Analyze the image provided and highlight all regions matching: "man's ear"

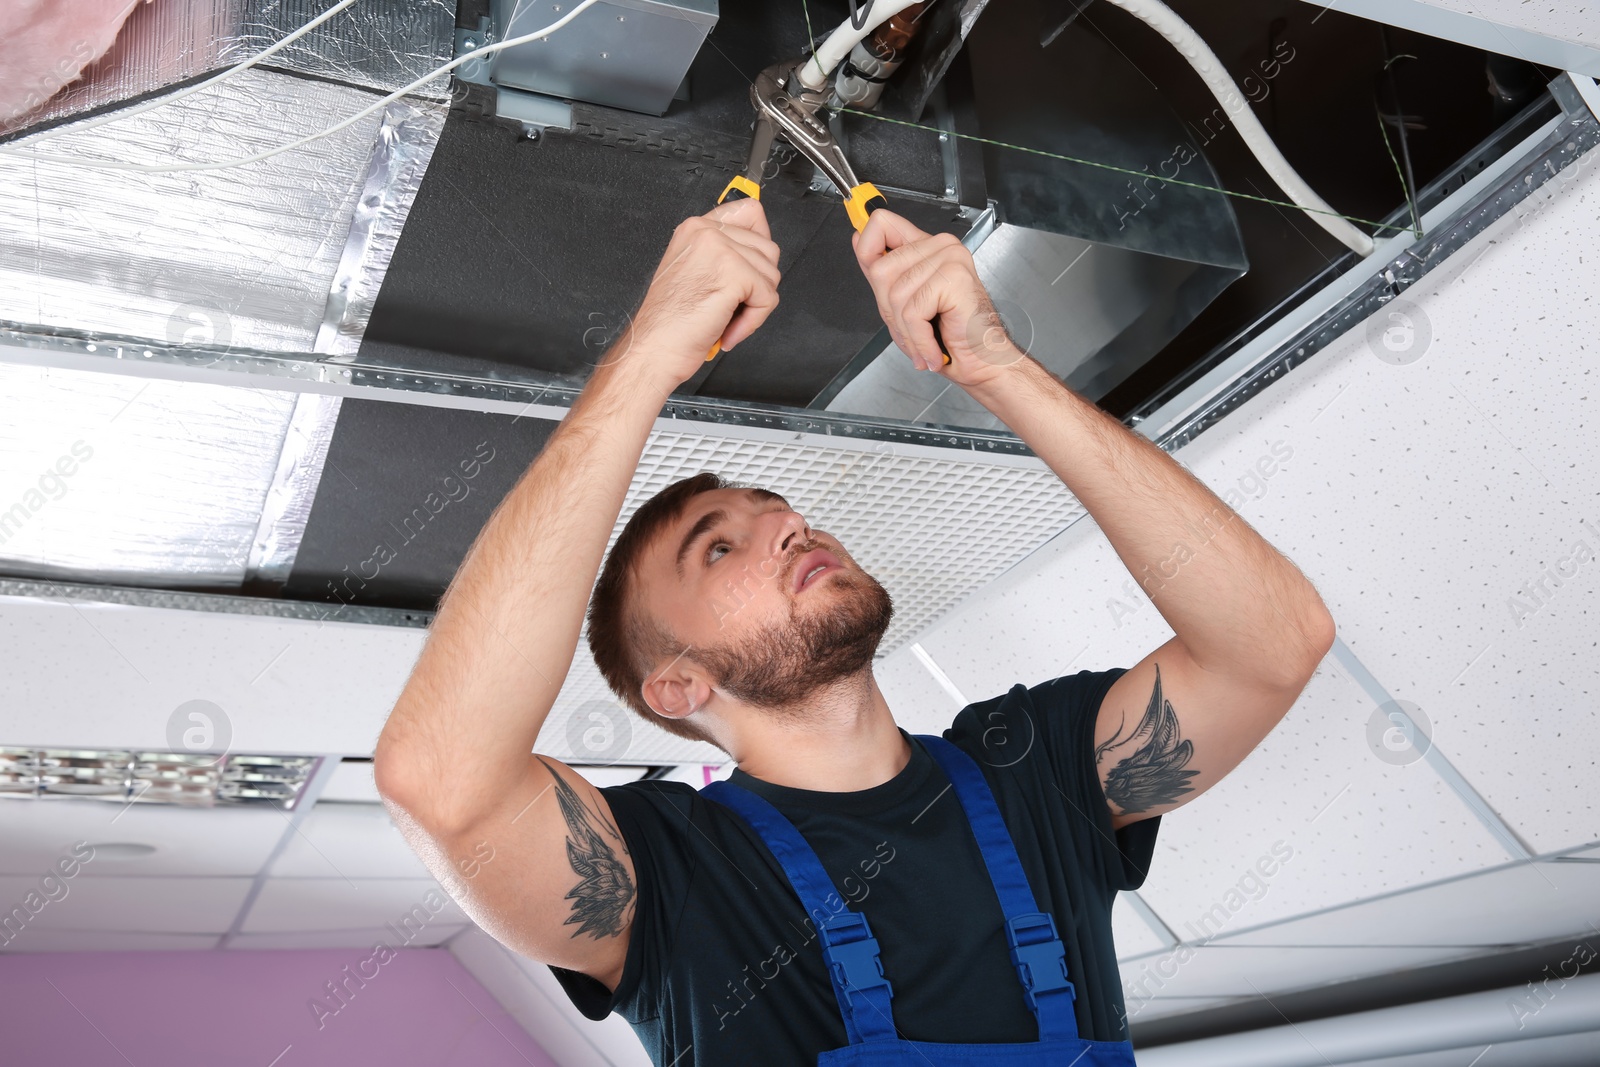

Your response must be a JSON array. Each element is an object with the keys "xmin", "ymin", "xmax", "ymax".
[{"xmin": 640, "ymin": 654, "xmax": 715, "ymax": 726}]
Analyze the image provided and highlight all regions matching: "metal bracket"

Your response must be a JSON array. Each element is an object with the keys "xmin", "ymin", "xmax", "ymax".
[{"xmin": 453, "ymin": 17, "xmax": 572, "ymax": 138}]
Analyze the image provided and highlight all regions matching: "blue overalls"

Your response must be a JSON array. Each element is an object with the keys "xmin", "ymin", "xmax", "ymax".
[{"xmin": 701, "ymin": 733, "xmax": 1140, "ymax": 1066}]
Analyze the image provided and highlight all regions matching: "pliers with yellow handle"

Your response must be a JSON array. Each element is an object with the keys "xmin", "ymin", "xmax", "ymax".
[{"xmin": 706, "ymin": 59, "xmax": 949, "ymax": 365}]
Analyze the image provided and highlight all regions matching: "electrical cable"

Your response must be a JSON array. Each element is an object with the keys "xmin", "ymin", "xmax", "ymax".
[{"xmin": 0, "ymin": 0, "xmax": 605, "ymax": 173}]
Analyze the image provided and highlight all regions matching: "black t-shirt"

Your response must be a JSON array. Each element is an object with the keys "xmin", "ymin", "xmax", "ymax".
[{"xmin": 551, "ymin": 667, "xmax": 1160, "ymax": 1066}]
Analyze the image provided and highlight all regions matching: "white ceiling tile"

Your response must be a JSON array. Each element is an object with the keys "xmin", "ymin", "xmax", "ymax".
[
  {"xmin": 0, "ymin": 796, "xmax": 286, "ymax": 878},
  {"xmin": 1162, "ymin": 145, "xmax": 1600, "ymax": 856},
  {"xmin": 270, "ymin": 802, "xmax": 431, "ymax": 880},
  {"xmin": 318, "ymin": 759, "xmax": 381, "ymax": 803},
  {"xmin": 0, "ymin": 593, "xmax": 428, "ymax": 754},
  {"xmin": 1132, "ymin": 664, "xmax": 1507, "ymax": 934},
  {"xmin": 1113, "ymin": 894, "xmax": 1170, "ymax": 959},
  {"xmin": 0, "ymin": 875, "xmax": 250, "ymax": 934},
  {"xmin": 568, "ymin": 766, "xmax": 651, "ymax": 789},
  {"xmin": 226, "ymin": 925, "xmax": 468, "ymax": 950},
  {"xmin": 912, "ymin": 515, "xmax": 1170, "ymax": 702},
  {"xmin": 241, "ymin": 877, "xmax": 467, "ymax": 933},
  {"xmin": 450, "ymin": 927, "xmax": 655, "ymax": 1067},
  {"xmin": 1219, "ymin": 855, "xmax": 1600, "ymax": 949},
  {"xmin": 874, "ymin": 644, "xmax": 969, "ymax": 736},
  {"xmin": 0, "ymin": 930, "xmax": 218, "ymax": 953}
]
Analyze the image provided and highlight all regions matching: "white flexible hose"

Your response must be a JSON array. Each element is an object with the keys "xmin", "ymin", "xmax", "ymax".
[
  {"xmin": 798, "ymin": 0, "xmax": 926, "ymax": 92},
  {"xmin": 1098, "ymin": 0, "xmax": 1375, "ymax": 256}
]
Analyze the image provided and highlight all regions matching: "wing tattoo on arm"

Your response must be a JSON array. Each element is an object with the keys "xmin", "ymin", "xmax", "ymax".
[
  {"xmin": 1093, "ymin": 664, "xmax": 1198, "ymax": 815},
  {"xmin": 539, "ymin": 757, "xmax": 636, "ymax": 939}
]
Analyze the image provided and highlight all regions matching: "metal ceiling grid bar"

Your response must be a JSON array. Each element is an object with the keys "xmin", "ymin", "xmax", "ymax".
[
  {"xmin": 1134, "ymin": 96, "xmax": 1597, "ymax": 449},
  {"xmin": 1294, "ymin": 0, "xmax": 1600, "ymax": 78},
  {"xmin": 1328, "ymin": 638, "xmax": 1536, "ymax": 863},
  {"xmin": 0, "ymin": 326, "xmax": 1034, "ymax": 455},
  {"xmin": 215, "ymin": 754, "xmax": 342, "ymax": 951},
  {"xmin": 1113, "ymin": 840, "xmax": 1600, "ymax": 968}
]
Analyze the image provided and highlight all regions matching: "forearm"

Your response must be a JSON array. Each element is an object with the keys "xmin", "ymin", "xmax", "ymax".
[
  {"xmin": 966, "ymin": 355, "xmax": 1334, "ymax": 684},
  {"xmin": 375, "ymin": 347, "xmax": 668, "ymax": 829}
]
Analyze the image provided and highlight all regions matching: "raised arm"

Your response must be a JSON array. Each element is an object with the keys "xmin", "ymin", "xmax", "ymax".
[
  {"xmin": 373, "ymin": 198, "xmax": 781, "ymax": 987},
  {"xmin": 852, "ymin": 209, "xmax": 1335, "ymax": 833}
]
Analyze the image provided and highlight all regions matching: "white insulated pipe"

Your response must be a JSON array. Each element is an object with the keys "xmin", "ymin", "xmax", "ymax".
[
  {"xmin": 1096, "ymin": 0, "xmax": 1376, "ymax": 256},
  {"xmin": 798, "ymin": 0, "xmax": 926, "ymax": 92}
]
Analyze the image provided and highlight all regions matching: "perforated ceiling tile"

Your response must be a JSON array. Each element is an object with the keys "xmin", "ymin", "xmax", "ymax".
[
  {"xmin": 1415, "ymin": 0, "xmax": 1598, "ymax": 45},
  {"xmin": 534, "ymin": 430, "xmax": 1086, "ymax": 766},
  {"xmin": 871, "ymin": 645, "xmax": 969, "ymax": 737},
  {"xmin": 1128, "ymin": 664, "xmax": 1506, "ymax": 935},
  {"xmin": 1158, "ymin": 142, "xmax": 1600, "ymax": 856},
  {"xmin": 1111, "ymin": 895, "xmax": 1170, "ymax": 960},
  {"xmin": 907, "ymin": 510, "xmax": 1183, "ymax": 703}
]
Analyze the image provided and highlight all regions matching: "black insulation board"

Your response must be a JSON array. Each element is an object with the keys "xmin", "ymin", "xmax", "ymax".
[
  {"xmin": 362, "ymin": 0, "xmax": 968, "ymax": 409},
  {"xmin": 283, "ymin": 399, "xmax": 556, "ymax": 610}
]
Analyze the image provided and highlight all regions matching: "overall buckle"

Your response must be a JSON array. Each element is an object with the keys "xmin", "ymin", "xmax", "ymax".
[
  {"xmin": 1006, "ymin": 912, "xmax": 1076, "ymax": 1012},
  {"xmin": 821, "ymin": 910, "xmax": 894, "ymax": 998}
]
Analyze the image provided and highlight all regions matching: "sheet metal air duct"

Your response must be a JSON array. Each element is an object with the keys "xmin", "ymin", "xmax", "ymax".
[{"xmin": 821, "ymin": 0, "xmax": 1247, "ymax": 429}]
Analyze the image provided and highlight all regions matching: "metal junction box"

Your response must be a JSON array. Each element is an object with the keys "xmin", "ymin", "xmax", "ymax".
[{"xmin": 488, "ymin": 0, "xmax": 718, "ymax": 116}]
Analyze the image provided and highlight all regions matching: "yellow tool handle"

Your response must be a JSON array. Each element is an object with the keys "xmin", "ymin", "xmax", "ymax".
[
  {"xmin": 847, "ymin": 182, "xmax": 951, "ymax": 367},
  {"xmin": 705, "ymin": 176, "xmax": 764, "ymax": 361}
]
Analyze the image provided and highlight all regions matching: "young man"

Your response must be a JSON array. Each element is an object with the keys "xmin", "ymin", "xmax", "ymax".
[{"xmin": 374, "ymin": 198, "xmax": 1336, "ymax": 1065}]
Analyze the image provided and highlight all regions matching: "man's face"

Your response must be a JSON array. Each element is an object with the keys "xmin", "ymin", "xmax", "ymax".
[{"xmin": 637, "ymin": 487, "xmax": 893, "ymax": 711}]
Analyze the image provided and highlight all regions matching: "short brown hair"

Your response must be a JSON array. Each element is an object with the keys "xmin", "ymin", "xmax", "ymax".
[{"xmin": 587, "ymin": 472, "xmax": 730, "ymax": 746}]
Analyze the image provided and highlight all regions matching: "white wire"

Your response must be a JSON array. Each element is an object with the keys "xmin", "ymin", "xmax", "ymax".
[
  {"xmin": 797, "ymin": 0, "xmax": 925, "ymax": 92},
  {"xmin": 1096, "ymin": 0, "xmax": 1375, "ymax": 256},
  {"xmin": 0, "ymin": 0, "xmax": 604, "ymax": 174},
  {"xmin": 9, "ymin": 0, "xmax": 361, "ymax": 150}
]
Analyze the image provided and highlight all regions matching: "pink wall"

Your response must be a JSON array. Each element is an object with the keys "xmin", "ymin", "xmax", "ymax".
[{"xmin": 0, "ymin": 948, "xmax": 558, "ymax": 1066}]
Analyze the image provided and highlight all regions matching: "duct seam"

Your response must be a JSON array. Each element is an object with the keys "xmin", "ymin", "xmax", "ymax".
[
  {"xmin": 315, "ymin": 98, "xmax": 449, "ymax": 358},
  {"xmin": 243, "ymin": 392, "xmax": 344, "ymax": 589}
]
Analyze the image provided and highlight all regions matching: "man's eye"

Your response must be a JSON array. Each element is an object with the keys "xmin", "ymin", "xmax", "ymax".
[{"xmin": 706, "ymin": 540, "xmax": 731, "ymax": 564}]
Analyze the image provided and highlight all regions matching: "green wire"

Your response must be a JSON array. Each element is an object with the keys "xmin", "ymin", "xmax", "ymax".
[
  {"xmin": 1377, "ymin": 53, "xmax": 1425, "ymax": 239},
  {"xmin": 793, "ymin": 0, "xmax": 1402, "ymax": 236},
  {"xmin": 839, "ymin": 107, "xmax": 1413, "ymax": 235}
]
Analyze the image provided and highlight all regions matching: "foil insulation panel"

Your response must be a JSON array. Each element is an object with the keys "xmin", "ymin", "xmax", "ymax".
[
  {"xmin": 0, "ymin": 68, "xmax": 445, "ymax": 355},
  {"xmin": 0, "ymin": 362, "xmax": 301, "ymax": 588},
  {"xmin": 0, "ymin": 0, "xmax": 454, "ymax": 138}
]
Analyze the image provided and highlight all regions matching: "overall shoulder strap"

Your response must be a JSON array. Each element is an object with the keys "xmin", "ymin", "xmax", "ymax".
[
  {"xmin": 699, "ymin": 780, "xmax": 898, "ymax": 1045},
  {"xmin": 915, "ymin": 734, "xmax": 1080, "ymax": 1041}
]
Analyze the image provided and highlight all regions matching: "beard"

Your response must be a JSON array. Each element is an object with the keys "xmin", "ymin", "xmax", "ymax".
[{"xmin": 689, "ymin": 557, "xmax": 894, "ymax": 712}]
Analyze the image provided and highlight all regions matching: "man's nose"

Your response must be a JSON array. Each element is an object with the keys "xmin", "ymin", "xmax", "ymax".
[{"xmin": 772, "ymin": 509, "xmax": 811, "ymax": 556}]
